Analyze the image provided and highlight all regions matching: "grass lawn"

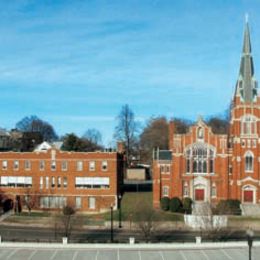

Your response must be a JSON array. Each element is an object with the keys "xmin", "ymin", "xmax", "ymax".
[
  {"xmin": 3, "ymin": 192, "xmax": 183, "ymax": 225},
  {"xmin": 228, "ymin": 215, "xmax": 260, "ymax": 222},
  {"xmin": 4, "ymin": 211, "xmax": 51, "ymax": 224},
  {"xmin": 92, "ymin": 192, "xmax": 183, "ymax": 222}
]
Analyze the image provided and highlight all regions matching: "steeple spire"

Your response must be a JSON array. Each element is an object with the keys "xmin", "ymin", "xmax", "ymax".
[
  {"xmin": 242, "ymin": 14, "xmax": 251, "ymax": 54},
  {"xmin": 235, "ymin": 16, "xmax": 258, "ymax": 103}
]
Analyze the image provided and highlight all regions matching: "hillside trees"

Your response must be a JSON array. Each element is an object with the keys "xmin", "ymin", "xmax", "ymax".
[
  {"xmin": 61, "ymin": 133, "xmax": 103, "ymax": 152},
  {"xmin": 15, "ymin": 115, "xmax": 58, "ymax": 141},
  {"xmin": 206, "ymin": 116, "xmax": 229, "ymax": 134},
  {"xmin": 139, "ymin": 117, "xmax": 169, "ymax": 164}
]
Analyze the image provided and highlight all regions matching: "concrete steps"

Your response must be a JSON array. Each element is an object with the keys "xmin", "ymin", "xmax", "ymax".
[{"xmin": 192, "ymin": 202, "xmax": 212, "ymax": 216}]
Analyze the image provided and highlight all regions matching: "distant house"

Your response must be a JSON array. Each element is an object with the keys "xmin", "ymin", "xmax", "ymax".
[
  {"xmin": 0, "ymin": 129, "xmax": 11, "ymax": 151},
  {"xmin": 126, "ymin": 165, "xmax": 150, "ymax": 181}
]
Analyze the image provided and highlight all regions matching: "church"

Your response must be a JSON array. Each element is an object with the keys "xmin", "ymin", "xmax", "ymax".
[{"xmin": 153, "ymin": 19, "xmax": 260, "ymax": 210}]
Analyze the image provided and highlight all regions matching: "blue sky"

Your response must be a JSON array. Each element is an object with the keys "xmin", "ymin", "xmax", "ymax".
[{"xmin": 0, "ymin": 0, "xmax": 260, "ymax": 145}]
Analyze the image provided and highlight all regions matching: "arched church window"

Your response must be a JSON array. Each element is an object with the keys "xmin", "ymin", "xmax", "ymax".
[
  {"xmin": 197, "ymin": 127, "xmax": 204, "ymax": 139},
  {"xmin": 193, "ymin": 160, "xmax": 197, "ymax": 173},
  {"xmin": 211, "ymin": 183, "xmax": 217, "ymax": 197},
  {"xmin": 186, "ymin": 159, "xmax": 190, "ymax": 173},
  {"xmin": 209, "ymin": 159, "xmax": 214, "ymax": 173},
  {"xmin": 185, "ymin": 143, "xmax": 215, "ymax": 174},
  {"xmin": 241, "ymin": 115, "xmax": 257, "ymax": 135},
  {"xmin": 245, "ymin": 151, "xmax": 254, "ymax": 172}
]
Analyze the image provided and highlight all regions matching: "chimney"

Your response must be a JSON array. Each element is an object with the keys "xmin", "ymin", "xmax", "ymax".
[{"xmin": 117, "ymin": 141, "xmax": 125, "ymax": 154}]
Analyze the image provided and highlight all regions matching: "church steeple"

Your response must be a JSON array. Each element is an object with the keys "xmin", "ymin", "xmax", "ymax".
[{"xmin": 235, "ymin": 16, "xmax": 258, "ymax": 103}]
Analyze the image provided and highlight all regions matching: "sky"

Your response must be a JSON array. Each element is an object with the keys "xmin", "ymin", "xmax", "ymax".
[{"xmin": 0, "ymin": 0, "xmax": 260, "ymax": 146}]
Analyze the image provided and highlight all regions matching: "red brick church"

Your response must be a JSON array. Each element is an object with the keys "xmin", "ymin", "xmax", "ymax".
[{"xmin": 153, "ymin": 20, "xmax": 260, "ymax": 209}]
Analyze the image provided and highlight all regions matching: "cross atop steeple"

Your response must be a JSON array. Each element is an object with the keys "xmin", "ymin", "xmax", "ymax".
[{"xmin": 235, "ymin": 17, "xmax": 258, "ymax": 103}]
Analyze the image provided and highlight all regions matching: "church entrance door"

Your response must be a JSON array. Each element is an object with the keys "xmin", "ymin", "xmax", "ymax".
[
  {"xmin": 244, "ymin": 190, "xmax": 253, "ymax": 203},
  {"xmin": 195, "ymin": 189, "xmax": 204, "ymax": 201}
]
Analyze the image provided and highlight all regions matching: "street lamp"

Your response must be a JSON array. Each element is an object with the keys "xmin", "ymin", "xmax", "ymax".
[
  {"xmin": 110, "ymin": 204, "xmax": 114, "ymax": 243},
  {"xmin": 246, "ymin": 228, "xmax": 254, "ymax": 260},
  {"xmin": 118, "ymin": 194, "xmax": 122, "ymax": 228}
]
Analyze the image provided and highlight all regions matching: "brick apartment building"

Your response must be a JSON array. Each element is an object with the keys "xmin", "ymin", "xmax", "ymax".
[
  {"xmin": 0, "ymin": 142, "xmax": 124, "ymax": 212},
  {"xmin": 153, "ymin": 20, "xmax": 260, "ymax": 208}
]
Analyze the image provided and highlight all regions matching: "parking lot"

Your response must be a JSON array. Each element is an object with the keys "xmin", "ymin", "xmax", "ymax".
[{"xmin": 0, "ymin": 244, "xmax": 259, "ymax": 260}]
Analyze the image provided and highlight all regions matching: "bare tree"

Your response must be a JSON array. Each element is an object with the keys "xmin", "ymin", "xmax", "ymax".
[
  {"xmin": 172, "ymin": 118, "xmax": 191, "ymax": 134},
  {"xmin": 195, "ymin": 203, "xmax": 230, "ymax": 241},
  {"xmin": 114, "ymin": 104, "xmax": 139, "ymax": 166},
  {"xmin": 83, "ymin": 128, "xmax": 102, "ymax": 145},
  {"xmin": 61, "ymin": 205, "xmax": 76, "ymax": 239},
  {"xmin": 16, "ymin": 115, "xmax": 58, "ymax": 141},
  {"xmin": 23, "ymin": 188, "xmax": 39, "ymax": 214},
  {"xmin": 132, "ymin": 200, "xmax": 157, "ymax": 242},
  {"xmin": 207, "ymin": 117, "xmax": 229, "ymax": 134}
]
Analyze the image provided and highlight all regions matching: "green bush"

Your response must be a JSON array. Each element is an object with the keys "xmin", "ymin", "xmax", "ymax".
[
  {"xmin": 160, "ymin": 197, "xmax": 170, "ymax": 211},
  {"xmin": 183, "ymin": 197, "xmax": 193, "ymax": 214},
  {"xmin": 169, "ymin": 197, "xmax": 182, "ymax": 212},
  {"xmin": 216, "ymin": 199, "xmax": 241, "ymax": 215}
]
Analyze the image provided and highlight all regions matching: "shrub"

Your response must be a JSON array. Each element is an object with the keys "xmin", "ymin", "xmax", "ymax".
[
  {"xmin": 215, "ymin": 199, "xmax": 241, "ymax": 215},
  {"xmin": 169, "ymin": 197, "xmax": 182, "ymax": 212},
  {"xmin": 183, "ymin": 197, "xmax": 193, "ymax": 214},
  {"xmin": 160, "ymin": 197, "xmax": 170, "ymax": 211}
]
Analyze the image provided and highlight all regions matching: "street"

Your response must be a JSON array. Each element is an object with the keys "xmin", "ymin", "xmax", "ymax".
[{"xmin": 0, "ymin": 225, "xmax": 259, "ymax": 243}]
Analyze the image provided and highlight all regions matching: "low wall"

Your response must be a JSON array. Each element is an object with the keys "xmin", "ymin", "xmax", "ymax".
[
  {"xmin": 184, "ymin": 215, "xmax": 228, "ymax": 230},
  {"xmin": 0, "ymin": 240, "xmax": 259, "ymax": 250}
]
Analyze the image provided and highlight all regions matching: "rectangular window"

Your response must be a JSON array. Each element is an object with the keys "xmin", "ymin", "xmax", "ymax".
[
  {"xmin": 209, "ymin": 159, "xmax": 214, "ymax": 173},
  {"xmin": 75, "ymin": 197, "xmax": 82, "ymax": 209},
  {"xmin": 245, "ymin": 155, "xmax": 253, "ymax": 172},
  {"xmin": 63, "ymin": 177, "xmax": 67, "ymax": 188},
  {"xmin": 13, "ymin": 160, "xmax": 19, "ymax": 170},
  {"xmin": 186, "ymin": 159, "xmax": 190, "ymax": 173},
  {"xmin": 89, "ymin": 197, "xmax": 96, "ymax": 209},
  {"xmin": 101, "ymin": 161, "xmax": 108, "ymax": 171},
  {"xmin": 57, "ymin": 177, "xmax": 61, "ymax": 188},
  {"xmin": 40, "ymin": 196, "xmax": 67, "ymax": 209},
  {"xmin": 229, "ymin": 165, "xmax": 232, "ymax": 174},
  {"xmin": 160, "ymin": 165, "xmax": 164, "ymax": 173},
  {"xmin": 89, "ymin": 161, "xmax": 95, "ymax": 171},
  {"xmin": 75, "ymin": 177, "xmax": 110, "ymax": 189},
  {"xmin": 51, "ymin": 177, "xmax": 55, "ymax": 188},
  {"xmin": 51, "ymin": 161, "xmax": 56, "ymax": 171},
  {"xmin": 45, "ymin": 177, "xmax": 49, "ymax": 189},
  {"xmin": 162, "ymin": 186, "xmax": 169, "ymax": 197},
  {"xmin": 183, "ymin": 186, "xmax": 189, "ymax": 197},
  {"xmin": 39, "ymin": 160, "xmax": 45, "ymax": 171},
  {"xmin": 77, "ymin": 161, "xmax": 83, "ymax": 171},
  {"xmin": 61, "ymin": 161, "xmax": 68, "ymax": 171},
  {"xmin": 2, "ymin": 160, "xmax": 7, "ymax": 170},
  {"xmin": 40, "ymin": 176, "xmax": 43, "ymax": 189},
  {"xmin": 40, "ymin": 197, "xmax": 49, "ymax": 208},
  {"xmin": 24, "ymin": 160, "xmax": 31, "ymax": 170},
  {"xmin": 211, "ymin": 186, "xmax": 217, "ymax": 197}
]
